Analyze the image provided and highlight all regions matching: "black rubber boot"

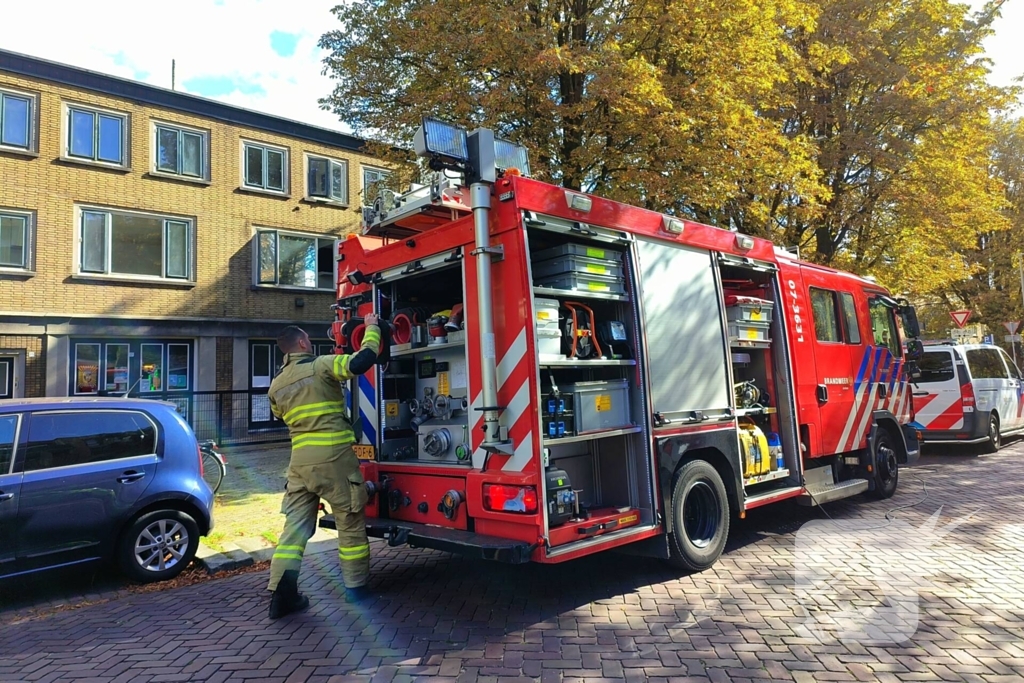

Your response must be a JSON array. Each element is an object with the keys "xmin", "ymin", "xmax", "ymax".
[
  {"xmin": 269, "ymin": 570, "xmax": 310, "ymax": 620},
  {"xmin": 345, "ymin": 585, "xmax": 370, "ymax": 604}
]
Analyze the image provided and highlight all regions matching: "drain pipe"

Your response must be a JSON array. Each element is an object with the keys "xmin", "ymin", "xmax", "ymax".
[{"xmin": 469, "ymin": 181, "xmax": 504, "ymax": 449}]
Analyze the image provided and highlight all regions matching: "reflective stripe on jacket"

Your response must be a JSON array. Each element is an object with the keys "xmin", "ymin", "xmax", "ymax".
[{"xmin": 269, "ymin": 325, "xmax": 380, "ymax": 465}]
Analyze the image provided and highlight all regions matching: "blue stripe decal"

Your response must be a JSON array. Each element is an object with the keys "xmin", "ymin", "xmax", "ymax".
[
  {"xmin": 871, "ymin": 347, "xmax": 885, "ymax": 385},
  {"xmin": 358, "ymin": 374, "xmax": 374, "ymax": 402},
  {"xmin": 359, "ymin": 408, "xmax": 377, "ymax": 444},
  {"xmin": 889, "ymin": 360, "xmax": 902, "ymax": 393},
  {"xmin": 854, "ymin": 347, "xmax": 872, "ymax": 391},
  {"xmin": 878, "ymin": 351, "xmax": 893, "ymax": 387}
]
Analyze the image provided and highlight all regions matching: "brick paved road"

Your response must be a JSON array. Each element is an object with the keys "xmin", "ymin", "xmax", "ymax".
[{"xmin": 2, "ymin": 445, "xmax": 1023, "ymax": 683}]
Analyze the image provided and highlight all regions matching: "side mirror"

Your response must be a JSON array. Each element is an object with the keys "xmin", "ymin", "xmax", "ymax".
[
  {"xmin": 899, "ymin": 303, "xmax": 921, "ymax": 339},
  {"xmin": 905, "ymin": 339, "xmax": 924, "ymax": 361}
]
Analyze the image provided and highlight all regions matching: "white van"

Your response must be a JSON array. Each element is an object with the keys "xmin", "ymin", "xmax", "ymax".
[{"xmin": 914, "ymin": 343, "xmax": 1024, "ymax": 451}]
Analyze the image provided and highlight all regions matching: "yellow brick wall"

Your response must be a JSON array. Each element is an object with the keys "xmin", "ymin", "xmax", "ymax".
[
  {"xmin": 0, "ymin": 71, "xmax": 389, "ymax": 325},
  {"xmin": 0, "ymin": 335, "xmax": 45, "ymax": 397}
]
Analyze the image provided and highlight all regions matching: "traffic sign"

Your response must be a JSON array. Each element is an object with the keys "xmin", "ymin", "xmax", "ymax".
[
  {"xmin": 1004, "ymin": 321, "xmax": 1020, "ymax": 335},
  {"xmin": 984, "ymin": 334, "xmax": 994, "ymax": 344},
  {"xmin": 950, "ymin": 310, "xmax": 972, "ymax": 328}
]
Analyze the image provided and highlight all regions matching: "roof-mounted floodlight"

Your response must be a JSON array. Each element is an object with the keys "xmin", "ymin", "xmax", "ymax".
[
  {"xmin": 413, "ymin": 118, "xmax": 469, "ymax": 168},
  {"xmin": 494, "ymin": 138, "xmax": 530, "ymax": 177}
]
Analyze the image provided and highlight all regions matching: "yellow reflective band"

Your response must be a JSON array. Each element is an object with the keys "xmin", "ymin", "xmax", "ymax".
[
  {"xmin": 293, "ymin": 431, "xmax": 356, "ymax": 449},
  {"xmin": 272, "ymin": 552, "xmax": 303, "ymax": 561},
  {"xmin": 275, "ymin": 545, "xmax": 304, "ymax": 553},
  {"xmin": 339, "ymin": 543, "xmax": 369, "ymax": 555},
  {"xmin": 284, "ymin": 406, "xmax": 343, "ymax": 425},
  {"xmin": 333, "ymin": 353, "xmax": 352, "ymax": 379},
  {"xmin": 362, "ymin": 329, "xmax": 381, "ymax": 344},
  {"xmin": 339, "ymin": 549, "xmax": 369, "ymax": 561},
  {"xmin": 283, "ymin": 400, "xmax": 345, "ymax": 423}
]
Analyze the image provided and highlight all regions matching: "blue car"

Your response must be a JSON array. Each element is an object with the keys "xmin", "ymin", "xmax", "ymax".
[{"xmin": 0, "ymin": 398, "xmax": 214, "ymax": 583}]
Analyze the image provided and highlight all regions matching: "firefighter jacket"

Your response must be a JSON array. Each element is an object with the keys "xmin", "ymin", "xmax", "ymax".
[{"xmin": 268, "ymin": 325, "xmax": 381, "ymax": 466}]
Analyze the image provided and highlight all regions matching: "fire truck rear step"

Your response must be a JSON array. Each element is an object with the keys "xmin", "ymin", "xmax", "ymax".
[
  {"xmin": 798, "ymin": 478, "xmax": 870, "ymax": 505},
  {"xmin": 319, "ymin": 515, "xmax": 533, "ymax": 564}
]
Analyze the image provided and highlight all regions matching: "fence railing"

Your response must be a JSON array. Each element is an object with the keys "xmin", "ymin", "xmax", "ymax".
[{"xmin": 137, "ymin": 390, "xmax": 290, "ymax": 446}]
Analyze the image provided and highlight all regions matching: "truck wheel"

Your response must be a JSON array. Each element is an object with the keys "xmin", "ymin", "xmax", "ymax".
[
  {"xmin": 667, "ymin": 460, "xmax": 730, "ymax": 572},
  {"xmin": 870, "ymin": 430, "xmax": 899, "ymax": 499},
  {"xmin": 982, "ymin": 413, "xmax": 1000, "ymax": 454}
]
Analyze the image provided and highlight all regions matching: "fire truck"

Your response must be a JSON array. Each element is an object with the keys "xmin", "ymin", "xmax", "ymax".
[{"xmin": 321, "ymin": 119, "xmax": 923, "ymax": 571}]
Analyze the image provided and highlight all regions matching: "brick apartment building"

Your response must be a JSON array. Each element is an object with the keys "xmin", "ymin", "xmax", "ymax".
[{"xmin": 0, "ymin": 49, "xmax": 390, "ymax": 440}]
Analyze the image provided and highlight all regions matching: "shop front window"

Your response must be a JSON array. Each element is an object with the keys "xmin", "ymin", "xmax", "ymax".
[
  {"xmin": 168, "ymin": 344, "xmax": 190, "ymax": 390},
  {"xmin": 74, "ymin": 343, "xmax": 101, "ymax": 394},
  {"xmin": 140, "ymin": 344, "xmax": 163, "ymax": 392},
  {"xmin": 105, "ymin": 344, "xmax": 130, "ymax": 394}
]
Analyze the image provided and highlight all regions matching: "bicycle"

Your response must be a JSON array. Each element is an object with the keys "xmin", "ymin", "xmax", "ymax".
[{"xmin": 199, "ymin": 440, "xmax": 227, "ymax": 494}]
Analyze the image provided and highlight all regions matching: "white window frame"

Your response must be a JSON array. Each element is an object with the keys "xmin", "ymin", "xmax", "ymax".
[
  {"xmin": 0, "ymin": 87, "xmax": 38, "ymax": 154},
  {"xmin": 151, "ymin": 120, "xmax": 209, "ymax": 181},
  {"xmin": 361, "ymin": 166, "xmax": 391, "ymax": 207},
  {"xmin": 62, "ymin": 102, "xmax": 130, "ymax": 168},
  {"xmin": 241, "ymin": 140, "xmax": 289, "ymax": 195},
  {"xmin": 75, "ymin": 205, "xmax": 194, "ymax": 282},
  {"xmin": 0, "ymin": 208, "xmax": 34, "ymax": 273},
  {"xmin": 252, "ymin": 227, "xmax": 337, "ymax": 291},
  {"xmin": 305, "ymin": 153, "xmax": 349, "ymax": 205}
]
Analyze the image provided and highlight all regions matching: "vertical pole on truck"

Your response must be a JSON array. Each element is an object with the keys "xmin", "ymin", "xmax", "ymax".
[{"xmin": 470, "ymin": 180, "xmax": 503, "ymax": 447}]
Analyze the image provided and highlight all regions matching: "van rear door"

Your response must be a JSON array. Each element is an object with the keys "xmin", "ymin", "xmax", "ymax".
[{"xmin": 913, "ymin": 349, "xmax": 965, "ymax": 432}]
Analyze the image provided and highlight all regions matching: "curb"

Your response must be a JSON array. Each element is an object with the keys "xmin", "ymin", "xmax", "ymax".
[{"xmin": 195, "ymin": 542, "xmax": 256, "ymax": 574}]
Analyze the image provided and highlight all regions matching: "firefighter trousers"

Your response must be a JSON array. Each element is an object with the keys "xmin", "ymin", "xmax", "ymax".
[{"xmin": 267, "ymin": 451, "xmax": 370, "ymax": 591}]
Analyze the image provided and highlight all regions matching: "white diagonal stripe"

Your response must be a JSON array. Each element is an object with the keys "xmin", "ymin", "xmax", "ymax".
[{"xmin": 502, "ymin": 431, "xmax": 535, "ymax": 472}]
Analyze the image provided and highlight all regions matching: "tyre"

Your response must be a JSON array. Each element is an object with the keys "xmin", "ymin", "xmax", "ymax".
[
  {"xmin": 201, "ymin": 450, "xmax": 226, "ymax": 494},
  {"xmin": 118, "ymin": 509, "xmax": 200, "ymax": 583},
  {"xmin": 667, "ymin": 460, "xmax": 730, "ymax": 572},
  {"xmin": 982, "ymin": 413, "xmax": 1000, "ymax": 454},
  {"xmin": 870, "ymin": 429, "xmax": 899, "ymax": 499}
]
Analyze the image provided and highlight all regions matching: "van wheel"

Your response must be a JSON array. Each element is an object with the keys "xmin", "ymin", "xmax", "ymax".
[
  {"xmin": 118, "ymin": 510, "xmax": 200, "ymax": 583},
  {"xmin": 667, "ymin": 460, "xmax": 729, "ymax": 572},
  {"xmin": 871, "ymin": 430, "xmax": 899, "ymax": 499},
  {"xmin": 982, "ymin": 413, "xmax": 1000, "ymax": 454}
]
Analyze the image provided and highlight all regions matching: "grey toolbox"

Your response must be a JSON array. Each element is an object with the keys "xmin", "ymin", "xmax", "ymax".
[{"xmin": 563, "ymin": 379, "xmax": 632, "ymax": 434}]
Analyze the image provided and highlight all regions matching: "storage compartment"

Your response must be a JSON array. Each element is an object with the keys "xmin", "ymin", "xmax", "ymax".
[
  {"xmin": 533, "ymin": 242, "xmax": 622, "ymax": 263},
  {"xmin": 725, "ymin": 295, "xmax": 774, "ymax": 324},
  {"xmin": 534, "ymin": 298, "xmax": 561, "ymax": 332},
  {"xmin": 564, "ymin": 380, "xmax": 631, "ymax": 434},
  {"xmin": 535, "ymin": 271, "xmax": 626, "ymax": 296},
  {"xmin": 537, "ymin": 328, "xmax": 563, "ymax": 360},
  {"xmin": 532, "ymin": 254, "xmax": 625, "ymax": 280},
  {"xmin": 728, "ymin": 320, "xmax": 770, "ymax": 344}
]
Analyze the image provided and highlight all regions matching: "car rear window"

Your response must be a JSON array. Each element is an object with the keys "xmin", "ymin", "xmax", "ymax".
[
  {"xmin": 917, "ymin": 352, "xmax": 955, "ymax": 383},
  {"xmin": 24, "ymin": 410, "xmax": 157, "ymax": 472}
]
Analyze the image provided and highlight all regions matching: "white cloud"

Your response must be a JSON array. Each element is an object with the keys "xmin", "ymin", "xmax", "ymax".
[
  {"xmin": 0, "ymin": 0, "xmax": 350, "ymax": 131},
  {"xmin": 1, "ymin": 0, "xmax": 1020, "ymax": 135}
]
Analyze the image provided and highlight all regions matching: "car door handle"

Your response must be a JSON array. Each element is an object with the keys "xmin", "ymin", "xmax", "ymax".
[
  {"xmin": 117, "ymin": 471, "xmax": 146, "ymax": 484},
  {"xmin": 0, "ymin": 492, "xmax": 13, "ymax": 502}
]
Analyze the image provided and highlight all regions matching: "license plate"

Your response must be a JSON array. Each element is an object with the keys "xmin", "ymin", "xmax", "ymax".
[{"xmin": 352, "ymin": 444, "xmax": 375, "ymax": 460}]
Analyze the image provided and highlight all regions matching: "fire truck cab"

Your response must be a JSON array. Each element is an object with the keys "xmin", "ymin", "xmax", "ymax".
[{"xmin": 322, "ymin": 120, "xmax": 922, "ymax": 571}]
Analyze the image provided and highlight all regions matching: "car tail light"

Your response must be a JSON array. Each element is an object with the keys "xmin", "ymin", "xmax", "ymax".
[
  {"xmin": 961, "ymin": 383, "xmax": 976, "ymax": 408},
  {"xmin": 482, "ymin": 484, "xmax": 538, "ymax": 514}
]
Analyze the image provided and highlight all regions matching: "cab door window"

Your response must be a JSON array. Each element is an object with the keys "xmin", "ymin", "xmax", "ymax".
[
  {"xmin": 868, "ymin": 298, "xmax": 900, "ymax": 355},
  {"xmin": 839, "ymin": 292, "xmax": 861, "ymax": 344},
  {"xmin": 810, "ymin": 288, "xmax": 841, "ymax": 342}
]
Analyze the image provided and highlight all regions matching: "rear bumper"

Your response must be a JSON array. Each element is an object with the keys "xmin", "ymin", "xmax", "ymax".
[{"xmin": 319, "ymin": 515, "xmax": 534, "ymax": 564}]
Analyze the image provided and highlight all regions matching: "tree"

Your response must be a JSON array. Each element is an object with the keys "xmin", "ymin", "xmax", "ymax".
[
  {"xmin": 318, "ymin": 0, "xmax": 820, "ymax": 218},
  {"xmin": 761, "ymin": 0, "xmax": 1012, "ymax": 298}
]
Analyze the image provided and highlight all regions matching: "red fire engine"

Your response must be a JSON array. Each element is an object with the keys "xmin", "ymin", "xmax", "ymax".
[{"xmin": 321, "ymin": 119, "xmax": 923, "ymax": 571}]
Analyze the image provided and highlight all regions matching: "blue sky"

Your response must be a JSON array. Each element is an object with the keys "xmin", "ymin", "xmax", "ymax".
[{"xmin": 0, "ymin": 0, "xmax": 1019, "ymax": 134}]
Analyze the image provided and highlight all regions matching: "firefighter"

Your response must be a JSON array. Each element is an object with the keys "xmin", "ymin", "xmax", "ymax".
[{"xmin": 266, "ymin": 318, "xmax": 380, "ymax": 619}]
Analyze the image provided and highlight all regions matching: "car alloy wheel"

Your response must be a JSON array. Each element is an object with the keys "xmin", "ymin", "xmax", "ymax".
[{"xmin": 135, "ymin": 518, "xmax": 190, "ymax": 573}]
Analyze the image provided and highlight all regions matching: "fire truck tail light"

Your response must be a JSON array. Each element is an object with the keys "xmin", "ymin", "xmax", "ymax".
[{"xmin": 482, "ymin": 484, "xmax": 538, "ymax": 514}]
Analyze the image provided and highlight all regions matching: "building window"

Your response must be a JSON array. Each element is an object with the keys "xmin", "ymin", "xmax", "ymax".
[
  {"xmin": 307, "ymin": 155, "xmax": 348, "ymax": 203},
  {"xmin": 74, "ymin": 343, "xmax": 101, "ymax": 394},
  {"xmin": 243, "ymin": 141, "xmax": 287, "ymax": 193},
  {"xmin": 105, "ymin": 344, "xmax": 130, "ymax": 394},
  {"xmin": 0, "ymin": 210, "xmax": 32, "ymax": 270},
  {"xmin": 0, "ymin": 89, "xmax": 35, "ymax": 152},
  {"xmin": 154, "ymin": 123, "xmax": 206, "ymax": 178},
  {"xmin": 78, "ymin": 207, "xmax": 191, "ymax": 280},
  {"xmin": 362, "ymin": 166, "xmax": 391, "ymax": 207},
  {"xmin": 254, "ymin": 229, "xmax": 336, "ymax": 289},
  {"xmin": 66, "ymin": 104, "xmax": 128, "ymax": 166}
]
